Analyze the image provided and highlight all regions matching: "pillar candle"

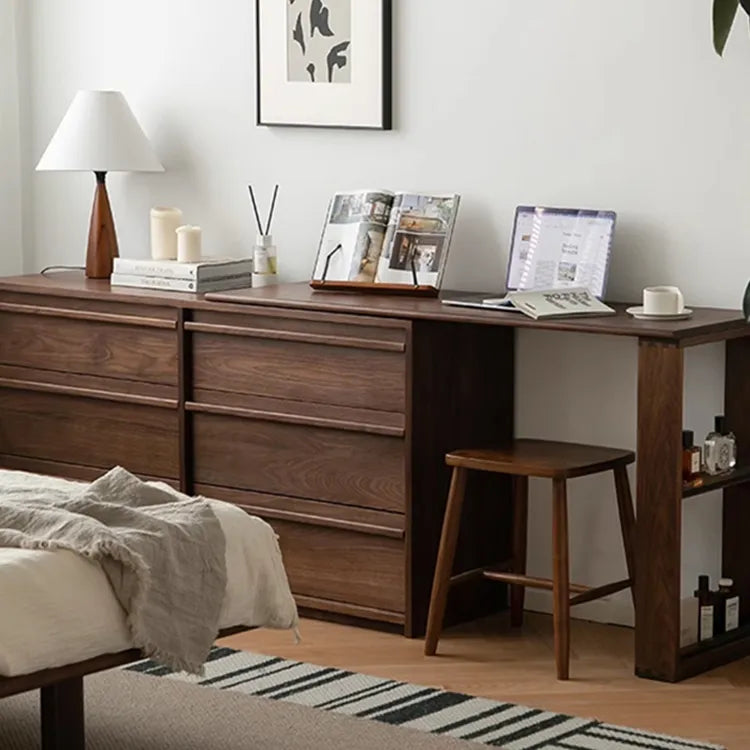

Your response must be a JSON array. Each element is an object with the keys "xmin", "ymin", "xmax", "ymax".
[
  {"xmin": 150, "ymin": 207, "xmax": 183, "ymax": 260},
  {"xmin": 176, "ymin": 225, "xmax": 202, "ymax": 263}
]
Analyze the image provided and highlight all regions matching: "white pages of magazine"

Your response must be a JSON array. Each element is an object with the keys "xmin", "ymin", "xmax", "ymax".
[{"xmin": 312, "ymin": 190, "xmax": 460, "ymax": 288}]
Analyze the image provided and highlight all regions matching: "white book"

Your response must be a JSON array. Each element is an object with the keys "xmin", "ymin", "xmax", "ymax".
[
  {"xmin": 113, "ymin": 257, "xmax": 253, "ymax": 281},
  {"xmin": 442, "ymin": 287, "xmax": 615, "ymax": 320},
  {"xmin": 110, "ymin": 273, "xmax": 252, "ymax": 294}
]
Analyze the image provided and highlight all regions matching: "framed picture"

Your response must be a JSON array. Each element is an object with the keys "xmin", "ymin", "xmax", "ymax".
[{"xmin": 256, "ymin": 0, "xmax": 392, "ymax": 130}]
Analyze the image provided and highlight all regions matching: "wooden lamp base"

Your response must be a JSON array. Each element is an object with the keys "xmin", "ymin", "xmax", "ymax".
[{"xmin": 86, "ymin": 171, "xmax": 119, "ymax": 279}]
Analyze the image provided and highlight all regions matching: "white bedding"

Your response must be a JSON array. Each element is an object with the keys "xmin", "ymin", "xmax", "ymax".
[{"xmin": 0, "ymin": 477, "xmax": 298, "ymax": 678}]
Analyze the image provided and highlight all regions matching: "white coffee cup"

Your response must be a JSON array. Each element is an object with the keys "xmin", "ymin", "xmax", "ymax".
[{"xmin": 643, "ymin": 286, "xmax": 684, "ymax": 315}]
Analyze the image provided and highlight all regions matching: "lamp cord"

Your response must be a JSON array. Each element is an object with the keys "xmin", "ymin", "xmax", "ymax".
[{"xmin": 40, "ymin": 265, "xmax": 86, "ymax": 276}]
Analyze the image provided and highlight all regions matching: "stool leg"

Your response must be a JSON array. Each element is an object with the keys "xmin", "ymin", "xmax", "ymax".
[
  {"xmin": 613, "ymin": 465, "xmax": 637, "ymax": 608},
  {"xmin": 510, "ymin": 476, "xmax": 529, "ymax": 627},
  {"xmin": 425, "ymin": 466, "xmax": 468, "ymax": 656},
  {"xmin": 552, "ymin": 478, "xmax": 570, "ymax": 680}
]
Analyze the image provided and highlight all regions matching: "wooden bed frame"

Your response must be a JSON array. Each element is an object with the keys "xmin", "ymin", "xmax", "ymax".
[{"xmin": 0, "ymin": 627, "xmax": 247, "ymax": 749}]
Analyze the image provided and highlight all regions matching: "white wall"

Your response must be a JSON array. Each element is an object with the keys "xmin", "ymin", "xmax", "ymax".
[
  {"xmin": 0, "ymin": 0, "xmax": 24, "ymax": 276},
  {"xmin": 23, "ymin": 1, "xmax": 750, "ymax": 624}
]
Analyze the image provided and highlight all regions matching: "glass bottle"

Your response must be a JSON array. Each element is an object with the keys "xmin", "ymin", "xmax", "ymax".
[
  {"xmin": 694, "ymin": 575, "xmax": 714, "ymax": 642},
  {"xmin": 682, "ymin": 430, "xmax": 701, "ymax": 481},
  {"xmin": 703, "ymin": 416, "xmax": 736, "ymax": 475},
  {"xmin": 718, "ymin": 578, "xmax": 740, "ymax": 633}
]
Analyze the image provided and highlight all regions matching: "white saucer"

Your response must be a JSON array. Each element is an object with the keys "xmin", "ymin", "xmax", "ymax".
[{"xmin": 626, "ymin": 306, "xmax": 693, "ymax": 321}]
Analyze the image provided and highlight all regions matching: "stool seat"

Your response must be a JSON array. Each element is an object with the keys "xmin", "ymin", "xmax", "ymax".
[{"xmin": 447, "ymin": 440, "xmax": 635, "ymax": 479}]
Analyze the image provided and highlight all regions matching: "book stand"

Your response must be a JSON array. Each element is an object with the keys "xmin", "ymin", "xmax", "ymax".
[{"xmin": 310, "ymin": 244, "xmax": 439, "ymax": 297}]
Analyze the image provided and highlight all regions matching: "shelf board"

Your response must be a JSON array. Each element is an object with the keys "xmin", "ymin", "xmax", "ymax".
[
  {"xmin": 682, "ymin": 465, "xmax": 750, "ymax": 498},
  {"xmin": 678, "ymin": 623, "xmax": 750, "ymax": 680}
]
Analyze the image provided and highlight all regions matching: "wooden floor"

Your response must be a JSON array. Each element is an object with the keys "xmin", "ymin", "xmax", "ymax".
[{"xmin": 223, "ymin": 611, "xmax": 750, "ymax": 748}]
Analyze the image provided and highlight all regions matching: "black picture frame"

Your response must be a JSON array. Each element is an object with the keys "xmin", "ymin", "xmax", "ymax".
[{"xmin": 256, "ymin": 0, "xmax": 392, "ymax": 130}]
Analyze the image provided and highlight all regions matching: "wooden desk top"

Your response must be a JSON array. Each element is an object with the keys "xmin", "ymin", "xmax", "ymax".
[{"xmin": 0, "ymin": 272, "xmax": 746, "ymax": 345}]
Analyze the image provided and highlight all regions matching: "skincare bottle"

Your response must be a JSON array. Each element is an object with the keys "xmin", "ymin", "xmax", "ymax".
[
  {"xmin": 703, "ymin": 416, "xmax": 736, "ymax": 475},
  {"xmin": 718, "ymin": 578, "xmax": 740, "ymax": 633},
  {"xmin": 682, "ymin": 430, "xmax": 701, "ymax": 482},
  {"xmin": 695, "ymin": 575, "xmax": 714, "ymax": 642}
]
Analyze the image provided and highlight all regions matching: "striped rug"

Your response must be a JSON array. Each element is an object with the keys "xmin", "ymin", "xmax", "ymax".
[{"xmin": 126, "ymin": 647, "xmax": 724, "ymax": 750}]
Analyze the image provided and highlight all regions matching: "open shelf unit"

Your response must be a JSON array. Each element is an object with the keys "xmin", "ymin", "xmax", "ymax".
[{"xmin": 682, "ymin": 465, "xmax": 750, "ymax": 498}]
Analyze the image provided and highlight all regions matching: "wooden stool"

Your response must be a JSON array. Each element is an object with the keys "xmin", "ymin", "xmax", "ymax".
[{"xmin": 424, "ymin": 440, "xmax": 636, "ymax": 680}]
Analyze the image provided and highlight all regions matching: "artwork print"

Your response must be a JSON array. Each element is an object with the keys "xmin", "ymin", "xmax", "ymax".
[{"xmin": 287, "ymin": 0, "xmax": 352, "ymax": 84}]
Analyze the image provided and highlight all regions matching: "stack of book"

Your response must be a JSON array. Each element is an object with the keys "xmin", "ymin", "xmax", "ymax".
[{"xmin": 111, "ymin": 258, "xmax": 253, "ymax": 293}]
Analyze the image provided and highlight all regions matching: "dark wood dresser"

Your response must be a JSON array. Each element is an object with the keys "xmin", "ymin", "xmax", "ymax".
[{"xmin": 0, "ymin": 272, "xmax": 513, "ymax": 636}]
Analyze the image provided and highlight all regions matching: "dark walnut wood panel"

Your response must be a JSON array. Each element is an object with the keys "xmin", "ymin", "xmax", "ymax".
[
  {"xmin": 206, "ymin": 283, "xmax": 750, "ymax": 345},
  {"xmin": 634, "ymin": 340, "xmax": 684, "ymax": 682},
  {"xmin": 0, "ymin": 364, "xmax": 177, "ymax": 403},
  {"xmin": 191, "ymin": 332, "xmax": 406, "ymax": 412},
  {"xmin": 194, "ymin": 484, "xmax": 405, "ymax": 539},
  {"xmin": 0, "ymin": 455, "xmax": 181, "ymax": 489},
  {"xmin": 0, "ymin": 290, "xmax": 178, "ymax": 323},
  {"xmin": 724, "ymin": 337, "xmax": 750, "ymax": 626},
  {"xmin": 191, "ymin": 390, "xmax": 405, "ymax": 436},
  {"xmin": 192, "ymin": 413, "xmax": 405, "ymax": 513},
  {"xmin": 190, "ymin": 308, "xmax": 407, "ymax": 347},
  {"xmin": 0, "ymin": 390, "xmax": 179, "ymax": 479},
  {"xmin": 0, "ymin": 310, "xmax": 178, "ymax": 385},
  {"xmin": 256, "ymin": 516, "xmax": 405, "ymax": 615}
]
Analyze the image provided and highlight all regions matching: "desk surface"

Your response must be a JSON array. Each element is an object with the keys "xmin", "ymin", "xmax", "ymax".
[
  {"xmin": 0, "ymin": 273, "xmax": 746, "ymax": 345},
  {"xmin": 208, "ymin": 283, "xmax": 748, "ymax": 345}
]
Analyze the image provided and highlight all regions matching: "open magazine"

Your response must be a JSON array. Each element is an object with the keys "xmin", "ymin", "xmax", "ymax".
[
  {"xmin": 442, "ymin": 287, "xmax": 616, "ymax": 320},
  {"xmin": 312, "ymin": 190, "xmax": 460, "ymax": 288}
]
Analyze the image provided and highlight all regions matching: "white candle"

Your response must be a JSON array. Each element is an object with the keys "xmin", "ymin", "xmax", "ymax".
[
  {"xmin": 176, "ymin": 225, "xmax": 202, "ymax": 263},
  {"xmin": 150, "ymin": 207, "xmax": 183, "ymax": 260}
]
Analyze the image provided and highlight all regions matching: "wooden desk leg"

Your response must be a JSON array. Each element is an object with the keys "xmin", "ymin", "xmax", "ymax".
[
  {"xmin": 635, "ymin": 339, "xmax": 683, "ymax": 682},
  {"xmin": 552, "ymin": 478, "xmax": 570, "ymax": 680},
  {"xmin": 510, "ymin": 476, "xmax": 529, "ymax": 627},
  {"xmin": 41, "ymin": 676, "xmax": 85, "ymax": 750}
]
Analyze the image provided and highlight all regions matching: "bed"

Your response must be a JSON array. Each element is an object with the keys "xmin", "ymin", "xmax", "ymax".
[{"xmin": 0, "ymin": 471, "xmax": 299, "ymax": 749}]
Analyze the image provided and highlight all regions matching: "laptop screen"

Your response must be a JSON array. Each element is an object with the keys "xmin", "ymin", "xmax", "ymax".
[{"xmin": 505, "ymin": 206, "xmax": 616, "ymax": 298}]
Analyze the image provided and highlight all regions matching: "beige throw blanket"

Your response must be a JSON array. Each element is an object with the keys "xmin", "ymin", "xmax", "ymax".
[{"xmin": 0, "ymin": 466, "xmax": 227, "ymax": 674}]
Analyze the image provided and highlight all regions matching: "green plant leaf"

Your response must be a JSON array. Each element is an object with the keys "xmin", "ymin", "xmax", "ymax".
[{"xmin": 714, "ymin": 0, "xmax": 740, "ymax": 55}]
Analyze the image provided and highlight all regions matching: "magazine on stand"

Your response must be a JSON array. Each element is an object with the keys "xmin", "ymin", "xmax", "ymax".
[{"xmin": 311, "ymin": 190, "xmax": 460, "ymax": 289}]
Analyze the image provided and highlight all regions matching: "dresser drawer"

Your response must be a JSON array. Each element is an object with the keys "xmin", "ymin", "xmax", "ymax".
[
  {"xmin": 188, "ymin": 310, "xmax": 407, "ymax": 412},
  {"xmin": 192, "ymin": 412, "xmax": 405, "ymax": 512},
  {"xmin": 0, "ymin": 389, "xmax": 179, "ymax": 479},
  {"xmin": 0, "ymin": 307, "xmax": 178, "ymax": 385}
]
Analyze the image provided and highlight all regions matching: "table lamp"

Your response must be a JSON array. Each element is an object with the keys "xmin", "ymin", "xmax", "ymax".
[{"xmin": 36, "ymin": 90, "xmax": 164, "ymax": 279}]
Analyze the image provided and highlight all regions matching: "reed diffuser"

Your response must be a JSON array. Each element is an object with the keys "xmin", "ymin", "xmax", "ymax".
[{"xmin": 248, "ymin": 184, "xmax": 279, "ymax": 287}]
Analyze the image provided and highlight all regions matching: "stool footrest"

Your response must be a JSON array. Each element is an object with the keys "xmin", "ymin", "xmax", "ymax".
[
  {"xmin": 569, "ymin": 579, "xmax": 631, "ymax": 606},
  {"xmin": 481, "ymin": 570, "xmax": 588, "ymax": 594},
  {"xmin": 448, "ymin": 562, "xmax": 511, "ymax": 588}
]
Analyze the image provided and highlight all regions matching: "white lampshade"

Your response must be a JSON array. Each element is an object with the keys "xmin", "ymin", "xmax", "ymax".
[{"xmin": 36, "ymin": 90, "xmax": 164, "ymax": 173}]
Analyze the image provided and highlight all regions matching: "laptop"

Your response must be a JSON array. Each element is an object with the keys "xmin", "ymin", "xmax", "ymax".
[{"xmin": 441, "ymin": 206, "xmax": 616, "ymax": 310}]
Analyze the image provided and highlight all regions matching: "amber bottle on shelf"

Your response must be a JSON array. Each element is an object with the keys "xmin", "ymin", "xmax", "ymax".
[
  {"xmin": 682, "ymin": 430, "xmax": 702, "ymax": 482},
  {"xmin": 695, "ymin": 575, "xmax": 714, "ymax": 642}
]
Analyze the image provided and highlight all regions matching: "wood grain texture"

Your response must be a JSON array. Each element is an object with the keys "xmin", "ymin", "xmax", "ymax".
[
  {"xmin": 447, "ymin": 441, "xmax": 634, "ymax": 479},
  {"xmin": 191, "ymin": 390, "xmax": 405, "ymax": 436},
  {"xmin": 205, "ymin": 282, "xmax": 750, "ymax": 344},
  {"xmin": 0, "ymin": 390, "xmax": 179, "ymax": 479},
  {"xmin": 255, "ymin": 516, "xmax": 405, "ymax": 613},
  {"xmin": 635, "ymin": 340, "xmax": 683, "ymax": 682},
  {"xmin": 0, "ymin": 311, "xmax": 178, "ymax": 384},
  {"xmin": 724, "ymin": 336, "xmax": 750, "ymax": 625},
  {"xmin": 193, "ymin": 484, "xmax": 404, "ymax": 539},
  {"xmin": 227, "ymin": 614, "xmax": 750, "ymax": 749},
  {"xmin": 0, "ymin": 301, "xmax": 176, "ymax": 329},
  {"xmin": 192, "ymin": 413, "xmax": 405, "ymax": 512},
  {"xmin": 407, "ymin": 320, "xmax": 515, "ymax": 637},
  {"xmin": 192, "ymin": 332, "xmax": 406, "ymax": 412},
  {"xmin": 86, "ymin": 175, "xmax": 118, "ymax": 279}
]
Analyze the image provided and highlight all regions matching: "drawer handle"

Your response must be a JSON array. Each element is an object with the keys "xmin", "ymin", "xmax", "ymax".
[
  {"xmin": 185, "ymin": 401, "xmax": 404, "ymax": 437},
  {"xmin": 0, "ymin": 302, "xmax": 177, "ymax": 330},
  {"xmin": 185, "ymin": 321, "xmax": 405, "ymax": 352},
  {"xmin": 0, "ymin": 377, "xmax": 178, "ymax": 409},
  {"xmin": 236, "ymin": 503, "xmax": 405, "ymax": 539}
]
